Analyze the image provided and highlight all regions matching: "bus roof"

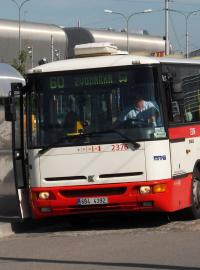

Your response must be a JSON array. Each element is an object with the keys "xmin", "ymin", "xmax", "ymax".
[
  {"xmin": 28, "ymin": 55, "xmax": 200, "ymax": 75},
  {"xmin": 28, "ymin": 55, "xmax": 160, "ymax": 74},
  {"xmin": 155, "ymin": 57, "xmax": 200, "ymax": 65}
]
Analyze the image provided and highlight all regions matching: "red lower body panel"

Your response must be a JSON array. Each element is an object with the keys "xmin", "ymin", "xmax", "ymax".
[{"xmin": 30, "ymin": 176, "xmax": 192, "ymax": 219}]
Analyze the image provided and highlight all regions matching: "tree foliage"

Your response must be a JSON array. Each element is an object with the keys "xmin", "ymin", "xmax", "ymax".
[{"xmin": 12, "ymin": 50, "xmax": 28, "ymax": 77}]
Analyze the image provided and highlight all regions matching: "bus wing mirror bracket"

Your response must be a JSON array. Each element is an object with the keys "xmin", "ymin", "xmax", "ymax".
[
  {"xmin": 11, "ymin": 82, "xmax": 23, "ymax": 93},
  {"xmin": 4, "ymin": 96, "xmax": 15, "ymax": 121},
  {"xmin": 4, "ymin": 83, "xmax": 23, "ymax": 122}
]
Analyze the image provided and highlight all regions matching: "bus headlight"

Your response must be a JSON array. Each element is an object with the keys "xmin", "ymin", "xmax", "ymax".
[
  {"xmin": 38, "ymin": 192, "xmax": 50, "ymax": 200},
  {"xmin": 140, "ymin": 186, "xmax": 151, "ymax": 194}
]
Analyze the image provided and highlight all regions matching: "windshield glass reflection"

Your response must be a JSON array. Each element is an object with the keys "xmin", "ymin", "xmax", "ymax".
[{"xmin": 28, "ymin": 67, "xmax": 166, "ymax": 148}]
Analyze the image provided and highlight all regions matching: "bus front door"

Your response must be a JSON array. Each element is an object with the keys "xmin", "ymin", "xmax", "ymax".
[{"xmin": 11, "ymin": 83, "xmax": 30, "ymax": 219}]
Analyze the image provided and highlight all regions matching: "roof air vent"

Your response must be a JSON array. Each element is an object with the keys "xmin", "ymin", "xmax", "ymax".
[{"xmin": 74, "ymin": 42, "xmax": 127, "ymax": 57}]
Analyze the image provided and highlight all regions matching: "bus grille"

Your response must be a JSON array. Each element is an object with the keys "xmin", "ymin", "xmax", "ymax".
[{"xmin": 60, "ymin": 187, "xmax": 127, "ymax": 198}]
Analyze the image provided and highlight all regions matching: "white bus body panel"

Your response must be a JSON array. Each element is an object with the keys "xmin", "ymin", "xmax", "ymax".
[
  {"xmin": 145, "ymin": 140, "xmax": 171, "ymax": 180},
  {"xmin": 170, "ymin": 141, "xmax": 188, "ymax": 178},
  {"xmin": 33, "ymin": 143, "xmax": 146, "ymax": 187},
  {"xmin": 185, "ymin": 137, "xmax": 200, "ymax": 172},
  {"xmin": 170, "ymin": 137, "xmax": 200, "ymax": 178},
  {"xmin": 29, "ymin": 140, "xmax": 171, "ymax": 188}
]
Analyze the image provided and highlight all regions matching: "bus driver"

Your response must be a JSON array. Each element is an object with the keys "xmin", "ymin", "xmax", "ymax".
[{"xmin": 119, "ymin": 96, "xmax": 159, "ymax": 127}]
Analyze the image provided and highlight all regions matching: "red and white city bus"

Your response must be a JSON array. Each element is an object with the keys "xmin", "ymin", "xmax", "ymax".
[{"xmin": 5, "ymin": 44, "xmax": 200, "ymax": 219}]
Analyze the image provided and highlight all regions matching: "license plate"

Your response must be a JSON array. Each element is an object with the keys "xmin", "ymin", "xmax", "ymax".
[{"xmin": 77, "ymin": 197, "xmax": 108, "ymax": 205}]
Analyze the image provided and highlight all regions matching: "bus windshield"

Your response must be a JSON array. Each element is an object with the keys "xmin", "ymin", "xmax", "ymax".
[{"xmin": 27, "ymin": 66, "xmax": 166, "ymax": 148}]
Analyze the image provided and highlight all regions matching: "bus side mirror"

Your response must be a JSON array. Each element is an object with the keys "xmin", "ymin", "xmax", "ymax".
[
  {"xmin": 4, "ymin": 97, "xmax": 16, "ymax": 122},
  {"xmin": 5, "ymin": 82, "xmax": 24, "ymax": 121}
]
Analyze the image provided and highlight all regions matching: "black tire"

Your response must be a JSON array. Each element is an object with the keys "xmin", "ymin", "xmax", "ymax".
[{"xmin": 185, "ymin": 175, "xmax": 200, "ymax": 219}]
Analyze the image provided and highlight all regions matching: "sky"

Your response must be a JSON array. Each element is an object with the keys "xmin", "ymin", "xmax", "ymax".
[{"xmin": 1, "ymin": 0, "xmax": 200, "ymax": 53}]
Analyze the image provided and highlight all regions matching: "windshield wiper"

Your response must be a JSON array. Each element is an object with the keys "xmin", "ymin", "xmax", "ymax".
[
  {"xmin": 72, "ymin": 129, "xmax": 140, "ymax": 149},
  {"xmin": 108, "ymin": 129, "xmax": 140, "ymax": 149},
  {"xmin": 38, "ymin": 136, "xmax": 69, "ymax": 155},
  {"xmin": 38, "ymin": 132, "xmax": 102, "ymax": 155},
  {"xmin": 38, "ymin": 129, "xmax": 140, "ymax": 155}
]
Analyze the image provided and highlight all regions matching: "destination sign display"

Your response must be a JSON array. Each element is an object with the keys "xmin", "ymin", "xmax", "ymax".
[
  {"xmin": 74, "ymin": 74, "xmax": 113, "ymax": 87},
  {"xmin": 48, "ymin": 71, "xmax": 129, "ymax": 90}
]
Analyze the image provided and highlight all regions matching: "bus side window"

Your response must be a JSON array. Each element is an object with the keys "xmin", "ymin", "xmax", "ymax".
[
  {"xmin": 171, "ymin": 101, "xmax": 182, "ymax": 123},
  {"xmin": 162, "ymin": 72, "xmax": 184, "ymax": 124},
  {"xmin": 182, "ymin": 74, "xmax": 200, "ymax": 123},
  {"xmin": 162, "ymin": 64, "xmax": 200, "ymax": 125},
  {"xmin": 171, "ymin": 91, "xmax": 185, "ymax": 123}
]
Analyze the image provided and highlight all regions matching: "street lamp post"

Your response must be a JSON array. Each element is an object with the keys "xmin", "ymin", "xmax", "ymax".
[
  {"xmin": 54, "ymin": 49, "xmax": 61, "ymax": 61},
  {"xmin": 168, "ymin": 8, "xmax": 200, "ymax": 58},
  {"xmin": 104, "ymin": 9, "xmax": 152, "ymax": 53},
  {"xmin": 11, "ymin": 0, "xmax": 31, "ymax": 57},
  {"xmin": 27, "ymin": 46, "xmax": 33, "ymax": 68},
  {"xmin": 165, "ymin": 0, "xmax": 170, "ymax": 56}
]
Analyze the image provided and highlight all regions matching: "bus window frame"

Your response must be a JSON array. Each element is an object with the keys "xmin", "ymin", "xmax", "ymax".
[
  {"xmin": 161, "ymin": 63, "xmax": 200, "ymax": 128},
  {"xmin": 26, "ymin": 64, "xmax": 167, "ymax": 149}
]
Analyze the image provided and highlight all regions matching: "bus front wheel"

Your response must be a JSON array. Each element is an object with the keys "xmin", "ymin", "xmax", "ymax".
[{"xmin": 186, "ymin": 175, "xmax": 200, "ymax": 219}]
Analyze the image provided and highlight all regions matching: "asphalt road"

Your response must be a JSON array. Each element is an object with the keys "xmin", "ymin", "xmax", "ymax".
[{"xmin": 0, "ymin": 213, "xmax": 200, "ymax": 270}]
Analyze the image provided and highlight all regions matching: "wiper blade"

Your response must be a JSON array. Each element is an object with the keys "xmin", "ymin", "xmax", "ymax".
[
  {"xmin": 38, "ymin": 136, "xmax": 68, "ymax": 155},
  {"xmin": 65, "ymin": 131, "xmax": 101, "ymax": 139},
  {"xmin": 38, "ymin": 129, "xmax": 140, "ymax": 155},
  {"xmin": 38, "ymin": 132, "xmax": 101, "ymax": 155},
  {"xmin": 71, "ymin": 129, "xmax": 140, "ymax": 149},
  {"xmin": 76, "ymin": 129, "xmax": 140, "ymax": 149},
  {"xmin": 109, "ymin": 129, "xmax": 140, "ymax": 149}
]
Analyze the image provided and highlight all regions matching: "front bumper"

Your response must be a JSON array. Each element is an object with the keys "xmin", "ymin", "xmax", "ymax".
[{"xmin": 30, "ymin": 176, "xmax": 192, "ymax": 219}]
